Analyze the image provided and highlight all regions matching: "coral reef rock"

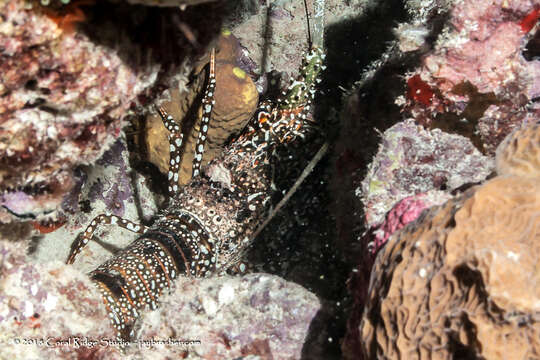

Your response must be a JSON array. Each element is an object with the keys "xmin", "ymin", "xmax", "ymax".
[
  {"xmin": 401, "ymin": 0, "xmax": 540, "ymax": 154},
  {"xmin": 0, "ymin": 0, "xmax": 159, "ymax": 222},
  {"xmin": 125, "ymin": 0, "xmax": 217, "ymax": 6},
  {"xmin": 2, "ymin": 237, "xmax": 320, "ymax": 358},
  {"xmin": 358, "ymin": 122, "xmax": 540, "ymax": 359},
  {"xmin": 132, "ymin": 274, "xmax": 320, "ymax": 359},
  {"xmin": 0, "ymin": 240, "xmax": 120, "ymax": 359},
  {"xmin": 496, "ymin": 121, "xmax": 540, "ymax": 178},
  {"xmin": 31, "ymin": 136, "xmax": 159, "ymax": 272},
  {"xmin": 361, "ymin": 119, "xmax": 493, "ymax": 228}
]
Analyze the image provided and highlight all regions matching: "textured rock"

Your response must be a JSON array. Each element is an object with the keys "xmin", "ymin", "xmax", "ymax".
[
  {"xmin": 124, "ymin": 0, "xmax": 218, "ymax": 6},
  {"xmin": 0, "ymin": 0, "xmax": 159, "ymax": 222},
  {"xmin": 2, "ymin": 237, "xmax": 319, "ymax": 358},
  {"xmin": 359, "ymin": 123, "xmax": 540, "ymax": 359},
  {"xmin": 361, "ymin": 119, "xmax": 492, "ymax": 228},
  {"xmin": 0, "ymin": 240, "xmax": 120, "ymax": 359},
  {"xmin": 145, "ymin": 31, "xmax": 259, "ymax": 185},
  {"xmin": 38, "ymin": 0, "xmax": 218, "ymax": 8},
  {"xmin": 336, "ymin": 1, "xmax": 540, "ymax": 357},
  {"xmin": 132, "ymin": 274, "xmax": 320, "ymax": 359},
  {"xmin": 401, "ymin": 0, "xmax": 540, "ymax": 154}
]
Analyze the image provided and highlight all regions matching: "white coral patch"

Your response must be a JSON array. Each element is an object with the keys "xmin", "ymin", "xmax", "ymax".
[
  {"xmin": 23, "ymin": 301, "xmax": 34, "ymax": 318},
  {"xmin": 218, "ymin": 283, "xmax": 235, "ymax": 305},
  {"xmin": 201, "ymin": 296, "xmax": 218, "ymax": 317}
]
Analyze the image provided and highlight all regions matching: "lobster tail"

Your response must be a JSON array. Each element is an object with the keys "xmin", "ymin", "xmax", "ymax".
[{"xmin": 90, "ymin": 212, "xmax": 216, "ymax": 339}]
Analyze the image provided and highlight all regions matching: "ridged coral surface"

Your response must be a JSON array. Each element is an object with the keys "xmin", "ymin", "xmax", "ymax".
[
  {"xmin": 124, "ymin": 0, "xmax": 216, "ymax": 6},
  {"xmin": 496, "ymin": 122, "xmax": 540, "ymax": 178},
  {"xmin": 360, "ymin": 123, "xmax": 540, "ymax": 359}
]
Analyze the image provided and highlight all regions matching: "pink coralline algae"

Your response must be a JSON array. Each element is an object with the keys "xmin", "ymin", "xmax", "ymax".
[
  {"xmin": 366, "ymin": 193, "xmax": 444, "ymax": 255},
  {"xmin": 360, "ymin": 119, "xmax": 491, "ymax": 228},
  {"xmin": 0, "ymin": 0, "xmax": 158, "ymax": 222},
  {"xmin": 402, "ymin": 0, "xmax": 540, "ymax": 154}
]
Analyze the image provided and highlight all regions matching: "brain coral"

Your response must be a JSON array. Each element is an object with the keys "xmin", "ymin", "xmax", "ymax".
[
  {"xmin": 359, "ymin": 123, "xmax": 540, "ymax": 359},
  {"xmin": 496, "ymin": 122, "xmax": 540, "ymax": 178}
]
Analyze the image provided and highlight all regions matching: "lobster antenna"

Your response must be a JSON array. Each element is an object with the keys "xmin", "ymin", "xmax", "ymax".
[
  {"xmin": 250, "ymin": 142, "xmax": 329, "ymax": 242},
  {"xmin": 303, "ymin": 0, "xmax": 312, "ymax": 47}
]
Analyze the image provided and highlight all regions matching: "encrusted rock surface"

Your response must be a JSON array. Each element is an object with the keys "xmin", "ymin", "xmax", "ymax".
[
  {"xmin": 0, "ymin": 240, "xmax": 119, "ymax": 359},
  {"xmin": 1, "ymin": 237, "xmax": 319, "ymax": 359},
  {"xmin": 338, "ymin": 1, "xmax": 540, "ymax": 355},
  {"xmin": 360, "ymin": 119, "xmax": 492, "ymax": 228},
  {"xmin": 133, "ymin": 274, "xmax": 320, "ymax": 359},
  {"xmin": 359, "ymin": 123, "xmax": 540, "ymax": 359},
  {"xmin": 124, "ymin": 0, "xmax": 217, "ymax": 6},
  {"xmin": 0, "ymin": 0, "xmax": 159, "ymax": 222},
  {"xmin": 401, "ymin": 0, "xmax": 540, "ymax": 155}
]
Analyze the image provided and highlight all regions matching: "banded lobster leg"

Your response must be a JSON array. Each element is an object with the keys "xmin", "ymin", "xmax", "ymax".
[
  {"xmin": 156, "ymin": 48, "xmax": 216, "ymax": 194},
  {"xmin": 66, "ymin": 214, "xmax": 149, "ymax": 265},
  {"xmin": 66, "ymin": 49, "xmax": 217, "ymax": 265}
]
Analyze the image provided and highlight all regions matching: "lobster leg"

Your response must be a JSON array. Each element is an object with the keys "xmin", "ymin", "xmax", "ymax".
[
  {"xmin": 66, "ymin": 214, "xmax": 149, "ymax": 264},
  {"xmin": 156, "ymin": 106, "xmax": 184, "ymax": 197},
  {"xmin": 154, "ymin": 48, "xmax": 215, "ymax": 194},
  {"xmin": 191, "ymin": 47, "xmax": 216, "ymax": 178}
]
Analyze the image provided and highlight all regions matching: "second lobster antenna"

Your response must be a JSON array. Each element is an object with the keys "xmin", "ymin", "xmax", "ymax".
[{"xmin": 303, "ymin": 0, "xmax": 312, "ymax": 47}]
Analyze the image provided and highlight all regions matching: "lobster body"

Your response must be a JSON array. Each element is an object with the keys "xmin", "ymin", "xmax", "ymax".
[{"xmin": 68, "ymin": 46, "xmax": 325, "ymax": 340}]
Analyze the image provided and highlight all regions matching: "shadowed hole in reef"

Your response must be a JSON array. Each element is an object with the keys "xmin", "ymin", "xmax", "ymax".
[
  {"xmin": 446, "ymin": 312, "xmax": 481, "ymax": 360},
  {"xmin": 523, "ymin": 29, "xmax": 540, "ymax": 61}
]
